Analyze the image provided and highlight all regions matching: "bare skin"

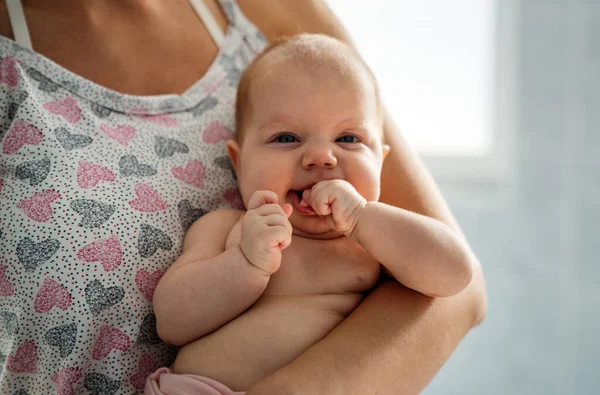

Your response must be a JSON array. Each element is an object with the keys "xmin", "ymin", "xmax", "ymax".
[
  {"xmin": 0, "ymin": 1, "xmax": 487, "ymax": 394},
  {"xmin": 172, "ymin": 210, "xmax": 380, "ymax": 390}
]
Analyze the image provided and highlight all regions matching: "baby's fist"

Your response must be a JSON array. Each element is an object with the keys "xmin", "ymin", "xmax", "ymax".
[
  {"xmin": 301, "ymin": 180, "xmax": 366, "ymax": 237},
  {"xmin": 241, "ymin": 191, "xmax": 293, "ymax": 275}
]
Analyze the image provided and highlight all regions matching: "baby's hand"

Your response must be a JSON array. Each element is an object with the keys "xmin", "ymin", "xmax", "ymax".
[
  {"xmin": 301, "ymin": 180, "xmax": 366, "ymax": 237},
  {"xmin": 241, "ymin": 190, "xmax": 293, "ymax": 275}
]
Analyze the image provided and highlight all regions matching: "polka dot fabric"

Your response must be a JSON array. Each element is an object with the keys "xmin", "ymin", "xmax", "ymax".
[{"xmin": 0, "ymin": 1, "xmax": 266, "ymax": 393}]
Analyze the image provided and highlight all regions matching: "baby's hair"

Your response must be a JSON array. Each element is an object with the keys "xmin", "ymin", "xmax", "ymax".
[{"xmin": 235, "ymin": 33, "xmax": 383, "ymax": 142}]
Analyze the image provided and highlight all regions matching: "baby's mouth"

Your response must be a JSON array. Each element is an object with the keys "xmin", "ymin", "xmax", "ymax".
[{"xmin": 288, "ymin": 190, "xmax": 316, "ymax": 215}]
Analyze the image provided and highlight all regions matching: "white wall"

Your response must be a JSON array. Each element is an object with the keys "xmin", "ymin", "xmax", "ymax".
[{"xmin": 423, "ymin": 1, "xmax": 600, "ymax": 394}]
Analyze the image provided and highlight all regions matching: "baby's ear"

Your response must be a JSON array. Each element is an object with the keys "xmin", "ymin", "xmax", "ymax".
[
  {"xmin": 226, "ymin": 139, "xmax": 241, "ymax": 175},
  {"xmin": 382, "ymin": 144, "xmax": 391, "ymax": 161}
]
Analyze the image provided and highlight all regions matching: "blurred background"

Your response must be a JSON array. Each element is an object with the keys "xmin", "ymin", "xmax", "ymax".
[{"xmin": 326, "ymin": 0, "xmax": 599, "ymax": 394}]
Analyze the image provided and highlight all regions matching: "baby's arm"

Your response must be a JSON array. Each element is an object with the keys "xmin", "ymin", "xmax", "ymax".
[
  {"xmin": 352, "ymin": 201, "xmax": 473, "ymax": 297},
  {"xmin": 154, "ymin": 192, "xmax": 292, "ymax": 346},
  {"xmin": 153, "ymin": 209, "xmax": 268, "ymax": 346},
  {"xmin": 303, "ymin": 180, "xmax": 472, "ymax": 297}
]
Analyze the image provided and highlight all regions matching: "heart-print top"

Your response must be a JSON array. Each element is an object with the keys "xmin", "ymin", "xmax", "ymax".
[{"xmin": 0, "ymin": 1, "xmax": 266, "ymax": 393}]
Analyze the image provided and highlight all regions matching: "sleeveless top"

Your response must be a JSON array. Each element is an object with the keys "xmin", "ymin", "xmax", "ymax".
[{"xmin": 0, "ymin": 1, "xmax": 267, "ymax": 393}]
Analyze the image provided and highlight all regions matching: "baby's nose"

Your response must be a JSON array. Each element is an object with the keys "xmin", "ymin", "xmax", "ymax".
[{"xmin": 302, "ymin": 144, "xmax": 337, "ymax": 169}]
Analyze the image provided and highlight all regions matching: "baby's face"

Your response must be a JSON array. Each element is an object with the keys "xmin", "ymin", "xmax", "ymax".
[{"xmin": 228, "ymin": 62, "xmax": 388, "ymax": 239}]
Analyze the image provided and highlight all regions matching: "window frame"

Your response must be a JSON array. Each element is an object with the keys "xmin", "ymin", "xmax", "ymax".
[{"xmin": 414, "ymin": 0, "xmax": 518, "ymax": 208}]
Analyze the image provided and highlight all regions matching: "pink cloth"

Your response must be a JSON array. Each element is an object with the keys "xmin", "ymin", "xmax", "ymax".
[{"xmin": 145, "ymin": 367, "xmax": 246, "ymax": 395}]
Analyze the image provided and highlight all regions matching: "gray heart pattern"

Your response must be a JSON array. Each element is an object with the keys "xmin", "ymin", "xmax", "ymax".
[
  {"xmin": 136, "ymin": 313, "xmax": 161, "ymax": 345},
  {"xmin": 7, "ymin": 90, "xmax": 28, "ymax": 121},
  {"xmin": 90, "ymin": 103, "xmax": 112, "ymax": 119},
  {"xmin": 178, "ymin": 200, "xmax": 207, "ymax": 232},
  {"xmin": 138, "ymin": 224, "xmax": 173, "ymax": 258},
  {"xmin": 13, "ymin": 390, "xmax": 29, "ymax": 395},
  {"xmin": 54, "ymin": 127, "xmax": 93, "ymax": 151},
  {"xmin": 0, "ymin": 311, "xmax": 19, "ymax": 337},
  {"xmin": 154, "ymin": 136, "xmax": 189, "ymax": 158},
  {"xmin": 214, "ymin": 156, "xmax": 236, "ymax": 180},
  {"xmin": 15, "ymin": 157, "xmax": 51, "ymax": 186},
  {"xmin": 190, "ymin": 96, "xmax": 218, "ymax": 118},
  {"xmin": 119, "ymin": 155, "xmax": 157, "ymax": 177},
  {"xmin": 70, "ymin": 199, "xmax": 115, "ymax": 228},
  {"xmin": 16, "ymin": 237, "xmax": 60, "ymax": 272},
  {"xmin": 219, "ymin": 53, "xmax": 243, "ymax": 87},
  {"xmin": 60, "ymin": 80, "xmax": 80, "ymax": 93},
  {"xmin": 45, "ymin": 323, "xmax": 77, "ymax": 358},
  {"xmin": 84, "ymin": 373, "xmax": 120, "ymax": 395},
  {"xmin": 27, "ymin": 68, "xmax": 60, "ymax": 92},
  {"xmin": 85, "ymin": 280, "xmax": 124, "ymax": 316}
]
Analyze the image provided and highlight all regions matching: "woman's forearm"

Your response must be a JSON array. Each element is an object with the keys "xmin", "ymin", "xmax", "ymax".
[{"xmin": 246, "ymin": 265, "xmax": 485, "ymax": 395}]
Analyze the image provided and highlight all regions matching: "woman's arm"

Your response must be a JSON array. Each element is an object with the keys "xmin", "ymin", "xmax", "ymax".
[{"xmin": 239, "ymin": 1, "xmax": 487, "ymax": 394}]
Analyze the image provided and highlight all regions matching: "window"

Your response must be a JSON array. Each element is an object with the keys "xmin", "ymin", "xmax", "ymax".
[{"xmin": 326, "ymin": 0, "xmax": 515, "ymax": 187}]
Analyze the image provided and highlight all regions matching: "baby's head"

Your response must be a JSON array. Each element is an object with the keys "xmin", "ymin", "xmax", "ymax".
[{"xmin": 228, "ymin": 34, "xmax": 389, "ymax": 238}]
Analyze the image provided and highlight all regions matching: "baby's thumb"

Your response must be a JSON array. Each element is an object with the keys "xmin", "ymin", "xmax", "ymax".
[{"xmin": 282, "ymin": 203, "xmax": 293, "ymax": 218}]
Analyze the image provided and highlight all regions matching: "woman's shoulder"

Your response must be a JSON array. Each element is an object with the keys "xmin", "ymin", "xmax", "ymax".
[{"xmin": 236, "ymin": 0, "xmax": 352, "ymax": 42}]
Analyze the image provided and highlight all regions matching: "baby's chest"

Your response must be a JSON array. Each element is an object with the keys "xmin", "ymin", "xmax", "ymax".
[{"xmin": 264, "ymin": 237, "xmax": 381, "ymax": 297}]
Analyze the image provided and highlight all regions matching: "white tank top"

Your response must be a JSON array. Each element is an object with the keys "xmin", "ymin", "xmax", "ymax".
[{"xmin": 0, "ymin": 1, "xmax": 267, "ymax": 393}]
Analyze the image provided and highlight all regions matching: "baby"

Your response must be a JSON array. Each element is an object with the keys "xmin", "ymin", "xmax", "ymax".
[{"xmin": 147, "ymin": 34, "xmax": 473, "ymax": 394}]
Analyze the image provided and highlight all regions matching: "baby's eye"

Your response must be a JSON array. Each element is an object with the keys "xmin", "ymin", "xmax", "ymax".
[
  {"xmin": 336, "ymin": 135, "xmax": 360, "ymax": 143},
  {"xmin": 274, "ymin": 134, "xmax": 299, "ymax": 143}
]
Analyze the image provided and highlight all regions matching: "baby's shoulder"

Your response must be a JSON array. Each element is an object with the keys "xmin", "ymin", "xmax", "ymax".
[{"xmin": 182, "ymin": 209, "xmax": 244, "ymax": 250}]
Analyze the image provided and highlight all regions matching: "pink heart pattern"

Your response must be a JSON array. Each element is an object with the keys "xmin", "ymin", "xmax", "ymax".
[
  {"xmin": 34, "ymin": 277, "xmax": 72, "ymax": 313},
  {"xmin": 172, "ymin": 160, "xmax": 206, "ymax": 189},
  {"xmin": 16, "ymin": 189, "xmax": 61, "ymax": 222},
  {"xmin": 223, "ymin": 188, "xmax": 245, "ymax": 210},
  {"xmin": 77, "ymin": 161, "xmax": 115, "ymax": 189},
  {"xmin": 51, "ymin": 366, "xmax": 82, "ymax": 395},
  {"xmin": 129, "ymin": 184, "xmax": 168, "ymax": 212},
  {"xmin": 92, "ymin": 326, "xmax": 130, "ymax": 360},
  {"xmin": 100, "ymin": 123, "xmax": 136, "ymax": 146},
  {"xmin": 132, "ymin": 107, "xmax": 179, "ymax": 127},
  {"xmin": 0, "ymin": 56, "xmax": 18, "ymax": 86},
  {"xmin": 129, "ymin": 354, "xmax": 158, "ymax": 390},
  {"xmin": 6, "ymin": 341, "xmax": 38, "ymax": 373},
  {"xmin": 135, "ymin": 268, "xmax": 165, "ymax": 302},
  {"xmin": 0, "ymin": 265, "xmax": 14, "ymax": 296},
  {"xmin": 3, "ymin": 119, "xmax": 43, "ymax": 155},
  {"xmin": 77, "ymin": 234, "xmax": 122, "ymax": 272},
  {"xmin": 43, "ymin": 97, "xmax": 81, "ymax": 123},
  {"xmin": 202, "ymin": 121, "xmax": 234, "ymax": 144}
]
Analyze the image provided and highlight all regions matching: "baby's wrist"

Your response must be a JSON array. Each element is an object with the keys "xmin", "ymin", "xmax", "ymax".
[
  {"xmin": 238, "ymin": 244, "xmax": 273, "ymax": 277},
  {"xmin": 345, "ymin": 200, "xmax": 368, "ymax": 241}
]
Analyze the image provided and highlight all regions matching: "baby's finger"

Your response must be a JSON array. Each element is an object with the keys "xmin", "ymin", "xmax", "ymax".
[
  {"xmin": 282, "ymin": 203, "xmax": 293, "ymax": 218},
  {"xmin": 247, "ymin": 190, "xmax": 279, "ymax": 211},
  {"xmin": 251, "ymin": 203, "xmax": 287, "ymax": 218},
  {"xmin": 265, "ymin": 226, "xmax": 292, "ymax": 250},
  {"xmin": 260, "ymin": 213, "xmax": 293, "ymax": 234},
  {"xmin": 306, "ymin": 187, "xmax": 333, "ymax": 216}
]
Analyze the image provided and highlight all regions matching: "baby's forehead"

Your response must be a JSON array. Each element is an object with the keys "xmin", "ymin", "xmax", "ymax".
[{"xmin": 252, "ymin": 40, "xmax": 371, "ymax": 88}]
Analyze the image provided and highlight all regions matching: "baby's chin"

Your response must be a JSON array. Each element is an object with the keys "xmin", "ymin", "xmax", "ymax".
[{"xmin": 289, "ymin": 214, "xmax": 343, "ymax": 240}]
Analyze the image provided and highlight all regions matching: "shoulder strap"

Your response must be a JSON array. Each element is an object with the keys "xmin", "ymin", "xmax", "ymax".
[
  {"xmin": 6, "ymin": 0, "xmax": 32, "ymax": 49},
  {"xmin": 188, "ymin": 0, "xmax": 225, "ymax": 47}
]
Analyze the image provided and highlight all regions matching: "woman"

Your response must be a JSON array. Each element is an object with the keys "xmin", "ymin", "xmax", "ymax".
[{"xmin": 0, "ymin": 1, "xmax": 486, "ymax": 394}]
